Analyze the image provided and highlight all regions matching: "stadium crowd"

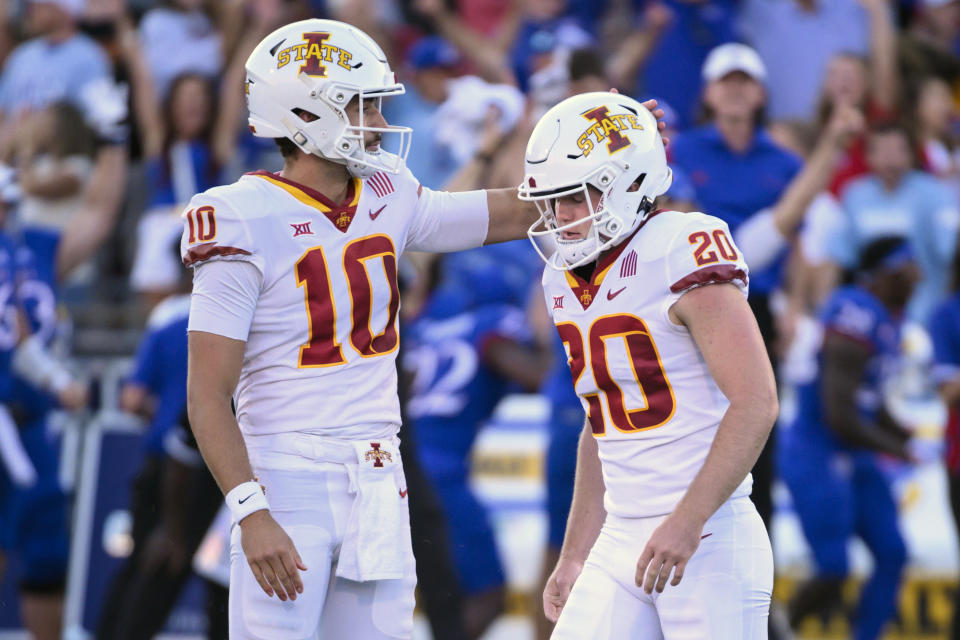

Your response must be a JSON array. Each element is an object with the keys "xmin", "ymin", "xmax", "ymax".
[{"xmin": 1, "ymin": 0, "xmax": 960, "ymax": 638}]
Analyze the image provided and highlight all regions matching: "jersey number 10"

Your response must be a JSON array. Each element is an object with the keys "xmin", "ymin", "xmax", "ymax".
[
  {"xmin": 557, "ymin": 314, "xmax": 676, "ymax": 437},
  {"xmin": 295, "ymin": 234, "xmax": 400, "ymax": 367}
]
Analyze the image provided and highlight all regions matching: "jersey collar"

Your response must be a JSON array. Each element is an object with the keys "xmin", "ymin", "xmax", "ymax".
[
  {"xmin": 248, "ymin": 170, "xmax": 363, "ymax": 233},
  {"xmin": 562, "ymin": 210, "xmax": 663, "ymax": 310}
]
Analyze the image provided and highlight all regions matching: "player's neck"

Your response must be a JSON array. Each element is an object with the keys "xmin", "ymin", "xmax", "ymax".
[{"xmin": 280, "ymin": 154, "xmax": 352, "ymax": 203}]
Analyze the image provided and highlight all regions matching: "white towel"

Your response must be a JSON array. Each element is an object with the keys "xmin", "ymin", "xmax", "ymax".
[
  {"xmin": 0, "ymin": 404, "xmax": 36, "ymax": 487},
  {"xmin": 336, "ymin": 437, "xmax": 409, "ymax": 582}
]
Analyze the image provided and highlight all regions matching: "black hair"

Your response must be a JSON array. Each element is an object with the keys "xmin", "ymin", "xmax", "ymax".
[
  {"xmin": 858, "ymin": 236, "xmax": 910, "ymax": 273},
  {"xmin": 274, "ymin": 137, "xmax": 299, "ymax": 160},
  {"xmin": 568, "ymin": 48, "xmax": 605, "ymax": 83}
]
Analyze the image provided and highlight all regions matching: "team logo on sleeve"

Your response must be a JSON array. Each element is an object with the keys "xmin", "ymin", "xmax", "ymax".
[{"xmin": 275, "ymin": 32, "xmax": 356, "ymax": 77}]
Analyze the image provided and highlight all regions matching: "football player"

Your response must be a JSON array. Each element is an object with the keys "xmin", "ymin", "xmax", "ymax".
[
  {"xmin": 0, "ymin": 176, "xmax": 85, "ymax": 640},
  {"xmin": 781, "ymin": 237, "xmax": 921, "ymax": 640},
  {"xmin": 521, "ymin": 91, "xmax": 777, "ymax": 638},
  {"xmin": 181, "ymin": 18, "xmax": 668, "ymax": 639}
]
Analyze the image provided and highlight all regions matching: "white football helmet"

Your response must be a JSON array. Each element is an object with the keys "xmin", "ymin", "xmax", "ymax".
[
  {"xmin": 518, "ymin": 92, "xmax": 673, "ymax": 270},
  {"xmin": 245, "ymin": 19, "xmax": 411, "ymax": 177}
]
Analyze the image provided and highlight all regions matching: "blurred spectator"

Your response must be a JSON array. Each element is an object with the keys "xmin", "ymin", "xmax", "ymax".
[
  {"xmin": 826, "ymin": 121, "xmax": 960, "ymax": 321},
  {"xmin": 669, "ymin": 42, "xmax": 801, "ymax": 535},
  {"xmin": 928, "ymin": 237, "xmax": 960, "ymax": 640},
  {"xmin": 383, "ymin": 36, "xmax": 465, "ymax": 189},
  {"xmin": 138, "ymin": 0, "xmax": 223, "ymax": 98},
  {"xmin": 120, "ymin": 7, "xmax": 270, "ymax": 307},
  {"xmin": 435, "ymin": 76, "xmax": 524, "ymax": 165},
  {"xmin": 738, "ymin": 0, "xmax": 874, "ymax": 122},
  {"xmin": 900, "ymin": 0, "xmax": 960, "ymax": 86},
  {"xmin": 781, "ymin": 237, "xmax": 921, "ymax": 640},
  {"xmin": 452, "ymin": 0, "xmax": 518, "ymax": 36},
  {"xmin": 914, "ymin": 75, "xmax": 960, "ymax": 186},
  {"xmin": 805, "ymin": 0, "xmax": 900, "ymax": 197},
  {"xmin": 635, "ymin": 0, "xmax": 738, "ymax": 128},
  {"xmin": 0, "ymin": 0, "xmax": 110, "ymax": 116},
  {"xmin": 51, "ymin": 76, "xmax": 130, "ymax": 284},
  {"xmin": 415, "ymin": 0, "xmax": 593, "ymax": 89},
  {"xmin": 13, "ymin": 102, "xmax": 97, "ymax": 288}
]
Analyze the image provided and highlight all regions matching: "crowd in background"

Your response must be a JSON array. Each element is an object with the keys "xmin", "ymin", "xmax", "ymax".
[{"xmin": 2, "ymin": 0, "xmax": 960, "ymax": 638}]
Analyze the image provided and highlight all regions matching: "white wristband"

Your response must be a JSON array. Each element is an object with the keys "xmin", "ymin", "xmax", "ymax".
[{"xmin": 225, "ymin": 480, "xmax": 269, "ymax": 522}]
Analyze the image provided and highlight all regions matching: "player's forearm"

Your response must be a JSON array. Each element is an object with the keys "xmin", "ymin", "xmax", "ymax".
[
  {"xmin": 770, "ymin": 133, "xmax": 841, "ymax": 238},
  {"xmin": 824, "ymin": 400, "xmax": 906, "ymax": 457},
  {"xmin": 484, "ymin": 188, "xmax": 539, "ymax": 244},
  {"xmin": 186, "ymin": 387, "xmax": 255, "ymax": 495},
  {"xmin": 558, "ymin": 423, "xmax": 606, "ymax": 564},
  {"xmin": 673, "ymin": 392, "xmax": 776, "ymax": 526},
  {"xmin": 56, "ymin": 146, "xmax": 126, "ymax": 281}
]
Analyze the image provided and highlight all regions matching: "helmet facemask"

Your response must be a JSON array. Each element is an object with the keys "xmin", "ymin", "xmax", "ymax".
[
  {"xmin": 522, "ymin": 165, "xmax": 656, "ymax": 270},
  {"xmin": 288, "ymin": 82, "xmax": 412, "ymax": 178}
]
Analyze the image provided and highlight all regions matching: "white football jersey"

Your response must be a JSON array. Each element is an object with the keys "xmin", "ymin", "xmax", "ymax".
[
  {"xmin": 543, "ymin": 210, "xmax": 752, "ymax": 518},
  {"xmin": 180, "ymin": 167, "xmax": 488, "ymax": 440}
]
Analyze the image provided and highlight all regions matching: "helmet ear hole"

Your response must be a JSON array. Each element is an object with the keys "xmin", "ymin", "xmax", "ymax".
[
  {"xmin": 627, "ymin": 173, "xmax": 647, "ymax": 193},
  {"xmin": 605, "ymin": 217, "xmax": 623, "ymax": 236},
  {"xmin": 291, "ymin": 108, "xmax": 321, "ymax": 123}
]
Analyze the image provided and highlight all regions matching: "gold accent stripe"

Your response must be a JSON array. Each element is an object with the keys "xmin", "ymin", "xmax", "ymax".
[
  {"xmin": 253, "ymin": 173, "xmax": 332, "ymax": 213},
  {"xmin": 349, "ymin": 177, "xmax": 362, "ymax": 207}
]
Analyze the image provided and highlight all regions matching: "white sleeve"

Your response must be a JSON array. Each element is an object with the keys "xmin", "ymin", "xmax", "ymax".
[
  {"xmin": 663, "ymin": 213, "xmax": 750, "ymax": 315},
  {"xmin": 732, "ymin": 209, "xmax": 787, "ymax": 273},
  {"xmin": 405, "ymin": 186, "xmax": 489, "ymax": 252},
  {"xmin": 187, "ymin": 260, "xmax": 262, "ymax": 341},
  {"xmin": 799, "ymin": 193, "xmax": 844, "ymax": 265}
]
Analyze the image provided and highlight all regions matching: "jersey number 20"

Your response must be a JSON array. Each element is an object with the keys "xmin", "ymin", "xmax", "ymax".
[
  {"xmin": 557, "ymin": 314, "xmax": 676, "ymax": 437},
  {"xmin": 295, "ymin": 234, "xmax": 399, "ymax": 367}
]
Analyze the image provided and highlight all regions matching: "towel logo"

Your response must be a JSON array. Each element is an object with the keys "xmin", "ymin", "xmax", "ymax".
[{"xmin": 365, "ymin": 442, "xmax": 392, "ymax": 468}]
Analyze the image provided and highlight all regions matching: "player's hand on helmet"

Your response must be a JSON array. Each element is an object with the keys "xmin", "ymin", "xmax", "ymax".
[
  {"xmin": 543, "ymin": 555, "xmax": 583, "ymax": 623},
  {"xmin": 608, "ymin": 90, "xmax": 670, "ymax": 145},
  {"xmin": 240, "ymin": 510, "xmax": 307, "ymax": 602},
  {"xmin": 635, "ymin": 510, "xmax": 704, "ymax": 594}
]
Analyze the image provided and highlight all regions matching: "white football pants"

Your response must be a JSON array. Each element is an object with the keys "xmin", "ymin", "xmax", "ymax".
[
  {"xmin": 552, "ymin": 496, "xmax": 773, "ymax": 640},
  {"xmin": 228, "ymin": 459, "xmax": 416, "ymax": 639}
]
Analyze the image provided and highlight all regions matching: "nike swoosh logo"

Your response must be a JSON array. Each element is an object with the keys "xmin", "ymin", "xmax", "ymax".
[
  {"xmin": 238, "ymin": 492, "xmax": 257, "ymax": 504},
  {"xmin": 369, "ymin": 205, "xmax": 386, "ymax": 220},
  {"xmin": 607, "ymin": 287, "xmax": 627, "ymax": 300},
  {"xmin": 399, "ymin": 488, "xmax": 408, "ymax": 498},
  {"xmin": 701, "ymin": 533, "xmax": 712, "ymax": 540}
]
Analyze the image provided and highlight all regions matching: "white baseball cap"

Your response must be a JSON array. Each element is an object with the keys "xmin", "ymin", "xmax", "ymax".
[
  {"xmin": 702, "ymin": 43, "xmax": 767, "ymax": 84},
  {"xmin": 31, "ymin": 0, "xmax": 86, "ymax": 18}
]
